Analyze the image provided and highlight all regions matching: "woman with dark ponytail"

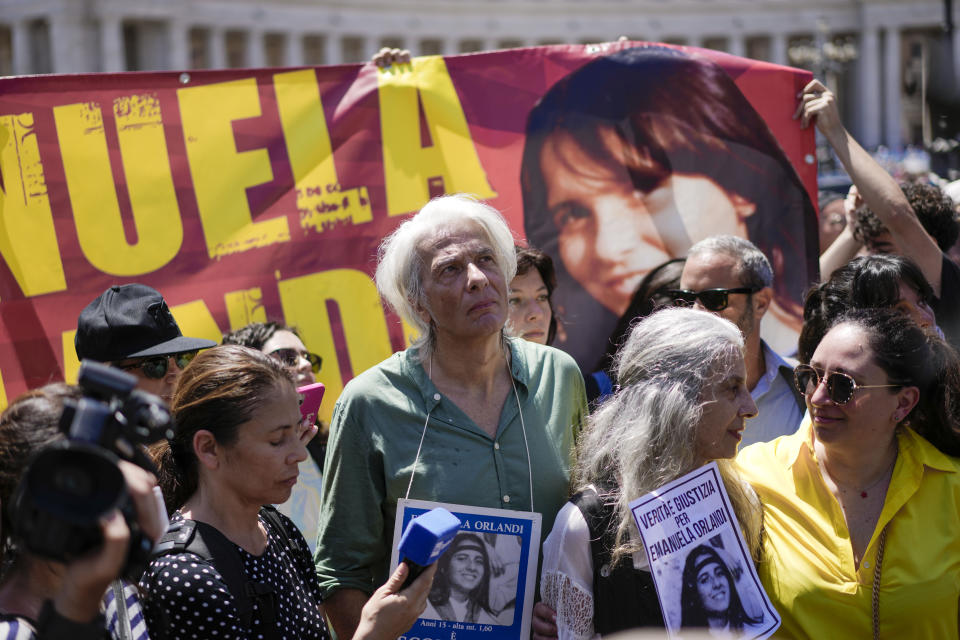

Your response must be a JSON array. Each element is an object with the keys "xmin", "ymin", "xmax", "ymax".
[
  {"xmin": 738, "ymin": 308, "xmax": 960, "ymax": 637},
  {"xmin": 798, "ymin": 254, "xmax": 941, "ymax": 364},
  {"xmin": 142, "ymin": 345, "xmax": 329, "ymax": 640}
]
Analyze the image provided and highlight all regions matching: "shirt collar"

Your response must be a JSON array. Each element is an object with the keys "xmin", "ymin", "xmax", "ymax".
[
  {"xmin": 401, "ymin": 336, "xmax": 529, "ymax": 412},
  {"xmin": 782, "ymin": 415, "xmax": 957, "ymax": 474},
  {"xmin": 763, "ymin": 339, "xmax": 798, "ymax": 370},
  {"xmin": 751, "ymin": 341, "xmax": 797, "ymax": 399},
  {"xmin": 752, "ymin": 341, "xmax": 780, "ymax": 398},
  {"xmin": 504, "ymin": 336, "xmax": 532, "ymax": 387},
  {"xmin": 782, "ymin": 417, "xmax": 815, "ymax": 469},
  {"xmin": 897, "ymin": 424, "xmax": 958, "ymax": 473}
]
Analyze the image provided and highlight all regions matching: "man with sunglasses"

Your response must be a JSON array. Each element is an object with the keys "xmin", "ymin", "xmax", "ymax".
[
  {"xmin": 673, "ymin": 235, "xmax": 804, "ymax": 446},
  {"xmin": 75, "ymin": 284, "xmax": 217, "ymax": 403}
]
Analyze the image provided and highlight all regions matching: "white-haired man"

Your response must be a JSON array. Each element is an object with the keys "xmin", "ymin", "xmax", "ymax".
[
  {"xmin": 315, "ymin": 194, "xmax": 587, "ymax": 639},
  {"xmin": 673, "ymin": 235, "xmax": 805, "ymax": 446}
]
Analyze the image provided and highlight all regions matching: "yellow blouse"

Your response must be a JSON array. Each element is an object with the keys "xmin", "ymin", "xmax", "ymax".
[{"xmin": 736, "ymin": 420, "xmax": 960, "ymax": 639}]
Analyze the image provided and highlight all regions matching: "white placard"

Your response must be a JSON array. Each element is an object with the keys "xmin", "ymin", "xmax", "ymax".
[
  {"xmin": 391, "ymin": 498, "xmax": 542, "ymax": 640},
  {"xmin": 629, "ymin": 462, "xmax": 780, "ymax": 639}
]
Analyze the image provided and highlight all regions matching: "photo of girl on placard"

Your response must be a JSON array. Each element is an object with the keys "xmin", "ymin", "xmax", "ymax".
[
  {"xmin": 390, "ymin": 499, "xmax": 541, "ymax": 640},
  {"xmin": 421, "ymin": 532, "xmax": 521, "ymax": 626},
  {"xmin": 678, "ymin": 537, "xmax": 769, "ymax": 637}
]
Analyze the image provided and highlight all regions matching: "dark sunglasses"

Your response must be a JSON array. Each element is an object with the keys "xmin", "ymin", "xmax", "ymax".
[
  {"xmin": 668, "ymin": 287, "xmax": 759, "ymax": 312},
  {"xmin": 793, "ymin": 364, "xmax": 900, "ymax": 405},
  {"xmin": 268, "ymin": 348, "xmax": 322, "ymax": 374},
  {"xmin": 118, "ymin": 350, "xmax": 198, "ymax": 380}
]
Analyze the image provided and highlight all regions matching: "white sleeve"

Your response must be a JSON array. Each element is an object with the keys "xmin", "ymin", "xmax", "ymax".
[{"xmin": 540, "ymin": 501, "xmax": 599, "ymax": 640}]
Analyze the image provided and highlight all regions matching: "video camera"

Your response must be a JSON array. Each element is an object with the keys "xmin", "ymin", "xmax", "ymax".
[{"xmin": 11, "ymin": 360, "xmax": 173, "ymax": 579}]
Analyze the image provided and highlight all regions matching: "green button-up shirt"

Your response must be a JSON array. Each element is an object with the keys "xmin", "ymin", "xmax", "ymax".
[{"xmin": 314, "ymin": 337, "xmax": 587, "ymax": 597}]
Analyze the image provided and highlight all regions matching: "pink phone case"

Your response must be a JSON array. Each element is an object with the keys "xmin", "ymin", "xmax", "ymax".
[{"xmin": 297, "ymin": 382, "xmax": 326, "ymax": 427}]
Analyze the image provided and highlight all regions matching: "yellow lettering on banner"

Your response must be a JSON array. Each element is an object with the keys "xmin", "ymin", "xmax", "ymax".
[
  {"xmin": 278, "ymin": 269, "xmax": 392, "ymax": 424},
  {"xmin": 62, "ymin": 329, "xmax": 80, "ymax": 384},
  {"xmin": 274, "ymin": 70, "xmax": 372, "ymax": 232},
  {"xmin": 0, "ymin": 114, "xmax": 67, "ymax": 298},
  {"xmin": 178, "ymin": 78, "xmax": 289, "ymax": 259},
  {"xmin": 53, "ymin": 97, "xmax": 183, "ymax": 275},
  {"xmin": 378, "ymin": 56, "xmax": 497, "ymax": 216},
  {"xmin": 0, "ymin": 365, "xmax": 7, "ymax": 411},
  {"xmin": 170, "ymin": 300, "xmax": 223, "ymax": 345},
  {"xmin": 225, "ymin": 287, "xmax": 268, "ymax": 329}
]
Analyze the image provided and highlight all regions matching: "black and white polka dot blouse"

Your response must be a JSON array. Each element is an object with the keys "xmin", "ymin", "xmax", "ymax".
[{"xmin": 140, "ymin": 511, "xmax": 328, "ymax": 640}]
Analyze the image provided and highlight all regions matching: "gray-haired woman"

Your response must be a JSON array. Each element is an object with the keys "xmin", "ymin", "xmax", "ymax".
[{"xmin": 539, "ymin": 307, "xmax": 762, "ymax": 639}]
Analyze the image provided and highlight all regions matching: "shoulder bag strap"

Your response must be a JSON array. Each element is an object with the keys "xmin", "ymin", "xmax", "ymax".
[
  {"xmin": 110, "ymin": 579, "xmax": 133, "ymax": 640},
  {"xmin": 153, "ymin": 519, "xmax": 255, "ymax": 631}
]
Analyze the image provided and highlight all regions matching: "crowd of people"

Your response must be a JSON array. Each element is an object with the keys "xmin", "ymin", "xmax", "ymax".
[{"xmin": 2, "ymin": 44, "xmax": 960, "ymax": 640}]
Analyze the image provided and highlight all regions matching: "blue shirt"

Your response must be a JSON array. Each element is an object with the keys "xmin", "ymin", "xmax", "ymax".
[{"xmin": 742, "ymin": 341, "xmax": 804, "ymax": 447}]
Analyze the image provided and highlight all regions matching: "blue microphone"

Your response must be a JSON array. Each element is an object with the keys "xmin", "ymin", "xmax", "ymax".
[{"xmin": 398, "ymin": 508, "xmax": 462, "ymax": 588}]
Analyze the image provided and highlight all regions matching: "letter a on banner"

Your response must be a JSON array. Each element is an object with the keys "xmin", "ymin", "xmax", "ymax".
[
  {"xmin": 274, "ymin": 69, "xmax": 373, "ymax": 233},
  {"xmin": 377, "ymin": 56, "xmax": 496, "ymax": 216}
]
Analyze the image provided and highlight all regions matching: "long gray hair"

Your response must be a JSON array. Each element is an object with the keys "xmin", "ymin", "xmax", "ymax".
[{"xmin": 574, "ymin": 307, "xmax": 762, "ymax": 564}]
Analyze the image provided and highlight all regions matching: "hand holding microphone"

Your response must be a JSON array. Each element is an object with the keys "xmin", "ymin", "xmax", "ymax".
[
  {"xmin": 354, "ymin": 508, "xmax": 461, "ymax": 640},
  {"xmin": 397, "ymin": 507, "xmax": 462, "ymax": 589}
]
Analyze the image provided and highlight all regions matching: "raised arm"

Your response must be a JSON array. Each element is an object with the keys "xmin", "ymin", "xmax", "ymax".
[
  {"xmin": 818, "ymin": 185, "xmax": 864, "ymax": 279},
  {"xmin": 796, "ymin": 79, "xmax": 943, "ymax": 293}
]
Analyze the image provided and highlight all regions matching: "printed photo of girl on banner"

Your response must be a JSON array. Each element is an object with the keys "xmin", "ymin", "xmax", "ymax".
[{"xmin": 521, "ymin": 45, "xmax": 818, "ymax": 367}]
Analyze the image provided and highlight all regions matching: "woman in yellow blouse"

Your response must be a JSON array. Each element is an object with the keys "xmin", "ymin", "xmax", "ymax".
[{"xmin": 737, "ymin": 307, "xmax": 960, "ymax": 639}]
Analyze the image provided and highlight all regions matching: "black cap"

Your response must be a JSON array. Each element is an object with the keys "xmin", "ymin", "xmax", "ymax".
[{"xmin": 75, "ymin": 284, "xmax": 217, "ymax": 362}]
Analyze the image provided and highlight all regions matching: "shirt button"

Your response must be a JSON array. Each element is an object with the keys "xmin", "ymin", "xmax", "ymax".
[
  {"xmin": 862, "ymin": 560, "xmax": 870, "ymax": 569},
  {"xmin": 494, "ymin": 442, "xmax": 500, "ymax": 450},
  {"xmin": 503, "ymin": 495, "xmax": 510, "ymax": 503},
  {"xmin": 433, "ymin": 393, "xmax": 441, "ymax": 401}
]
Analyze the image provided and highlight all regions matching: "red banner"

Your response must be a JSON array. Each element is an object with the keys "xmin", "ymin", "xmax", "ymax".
[{"xmin": 0, "ymin": 42, "xmax": 817, "ymax": 418}]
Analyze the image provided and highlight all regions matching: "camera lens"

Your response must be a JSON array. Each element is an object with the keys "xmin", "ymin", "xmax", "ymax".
[
  {"xmin": 25, "ymin": 444, "xmax": 125, "ymax": 520},
  {"xmin": 52, "ymin": 464, "xmax": 96, "ymax": 499},
  {"xmin": 13, "ymin": 442, "xmax": 128, "ymax": 561}
]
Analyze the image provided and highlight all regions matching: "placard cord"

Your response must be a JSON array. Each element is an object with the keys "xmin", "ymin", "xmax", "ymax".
[{"xmin": 405, "ymin": 343, "xmax": 534, "ymax": 511}]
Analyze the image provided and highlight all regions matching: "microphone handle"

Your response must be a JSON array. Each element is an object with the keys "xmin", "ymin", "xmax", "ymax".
[{"xmin": 401, "ymin": 558, "xmax": 428, "ymax": 589}]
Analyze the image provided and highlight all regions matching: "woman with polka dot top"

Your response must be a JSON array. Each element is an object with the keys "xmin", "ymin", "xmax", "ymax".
[{"xmin": 143, "ymin": 345, "xmax": 328, "ymax": 640}]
